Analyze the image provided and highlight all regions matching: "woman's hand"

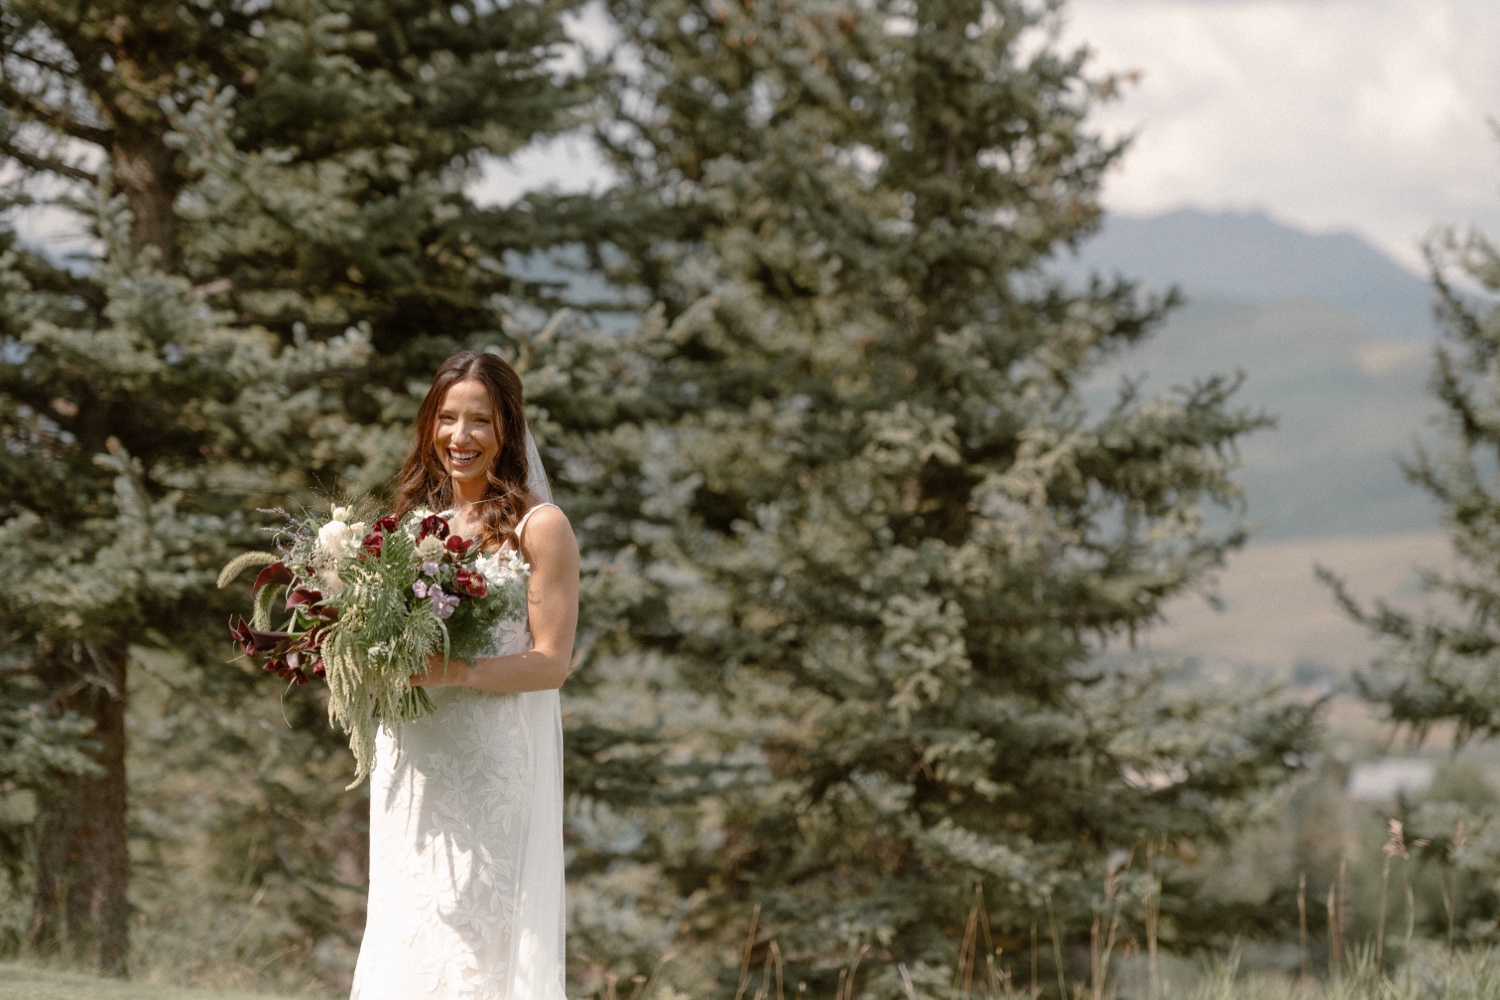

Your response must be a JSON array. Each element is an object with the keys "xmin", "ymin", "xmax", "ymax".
[{"xmin": 411, "ymin": 652, "xmax": 471, "ymax": 689}]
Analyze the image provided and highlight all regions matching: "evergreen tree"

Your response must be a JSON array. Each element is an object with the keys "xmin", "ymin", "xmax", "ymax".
[
  {"xmin": 1327, "ymin": 226, "xmax": 1500, "ymax": 743},
  {"xmin": 0, "ymin": 0, "xmax": 589, "ymax": 976},
  {"xmin": 1320, "ymin": 216, "xmax": 1500, "ymax": 943},
  {"xmin": 0, "ymin": 190, "xmax": 370, "ymax": 972},
  {"xmin": 542, "ymin": 0, "xmax": 1318, "ymax": 988}
]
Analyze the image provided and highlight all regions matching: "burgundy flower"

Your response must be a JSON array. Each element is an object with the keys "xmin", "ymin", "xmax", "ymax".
[
  {"xmin": 444, "ymin": 535, "xmax": 472, "ymax": 556},
  {"xmin": 311, "ymin": 658, "xmax": 326, "ymax": 678},
  {"xmin": 252, "ymin": 561, "xmax": 293, "ymax": 596},
  {"xmin": 291, "ymin": 668, "xmax": 310, "ymax": 686},
  {"xmin": 374, "ymin": 515, "xmax": 398, "ymax": 533},
  {"xmin": 419, "ymin": 514, "xmax": 450, "ymax": 541},
  {"xmin": 229, "ymin": 617, "xmax": 256, "ymax": 655},
  {"xmin": 264, "ymin": 657, "xmax": 287, "ymax": 674},
  {"xmin": 229, "ymin": 617, "xmax": 291, "ymax": 656},
  {"xmin": 453, "ymin": 566, "xmax": 487, "ymax": 599},
  {"xmin": 362, "ymin": 531, "xmax": 384, "ymax": 557},
  {"xmin": 285, "ymin": 588, "xmax": 324, "ymax": 612}
]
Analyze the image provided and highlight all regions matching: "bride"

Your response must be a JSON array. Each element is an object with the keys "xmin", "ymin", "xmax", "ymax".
[{"xmin": 350, "ymin": 350, "xmax": 578, "ymax": 1000}]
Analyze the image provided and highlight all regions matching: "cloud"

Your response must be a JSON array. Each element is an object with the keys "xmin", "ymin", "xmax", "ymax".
[{"xmin": 1068, "ymin": 0, "xmax": 1500, "ymax": 269}]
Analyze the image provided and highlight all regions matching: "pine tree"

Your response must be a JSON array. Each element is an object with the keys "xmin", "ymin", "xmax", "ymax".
[
  {"xmin": 1317, "ymin": 218, "xmax": 1500, "ymax": 946},
  {"xmin": 0, "ymin": 0, "xmax": 589, "ymax": 975},
  {"xmin": 0, "ymin": 190, "xmax": 371, "ymax": 971},
  {"xmin": 1326, "ymin": 226, "xmax": 1500, "ymax": 743},
  {"xmin": 542, "ymin": 0, "xmax": 1318, "ymax": 987}
]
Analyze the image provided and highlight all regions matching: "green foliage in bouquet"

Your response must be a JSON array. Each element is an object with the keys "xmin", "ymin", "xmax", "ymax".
[
  {"xmin": 222, "ymin": 507, "xmax": 527, "ymax": 786},
  {"xmin": 319, "ymin": 523, "xmax": 440, "ymax": 785}
]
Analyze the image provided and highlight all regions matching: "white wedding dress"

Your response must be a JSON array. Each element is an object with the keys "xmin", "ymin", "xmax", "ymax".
[{"xmin": 350, "ymin": 502, "xmax": 566, "ymax": 1000}]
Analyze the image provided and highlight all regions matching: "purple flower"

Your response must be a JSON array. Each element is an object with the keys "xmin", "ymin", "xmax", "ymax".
[
  {"xmin": 427, "ymin": 585, "xmax": 459, "ymax": 620},
  {"xmin": 421, "ymin": 560, "xmax": 441, "ymax": 577},
  {"xmin": 412, "ymin": 580, "xmax": 429, "ymax": 599}
]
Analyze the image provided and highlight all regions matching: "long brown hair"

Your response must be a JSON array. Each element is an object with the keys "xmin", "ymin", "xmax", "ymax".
[{"xmin": 393, "ymin": 351, "xmax": 540, "ymax": 551}]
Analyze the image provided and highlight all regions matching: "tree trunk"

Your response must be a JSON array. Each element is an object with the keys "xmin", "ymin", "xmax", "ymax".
[
  {"xmin": 29, "ymin": 640, "xmax": 130, "ymax": 977},
  {"xmin": 111, "ymin": 125, "xmax": 178, "ymax": 268},
  {"xmin": 23, "ymin": 100, "xmax": 175, "ymax": 986}
]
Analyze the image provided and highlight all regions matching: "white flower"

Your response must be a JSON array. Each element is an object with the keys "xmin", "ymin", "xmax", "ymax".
[
  {"xmin": 320, "ymin": 567, "xmax": 345, "ymax": 597},
  {"xmin": 331, "ymin": 505, "xmax": 353, "ymax": 522},
  {"xmin": 417, "ymin": 535, "xmax": 446, "ymax": 561},
  {"xmin": 317, "ymin": 519, "xmax": 353, "ymax": 559},
  {"xmin": 474, "ymin": 551, "xmax": 502, "ymax": 586},
  {"xmin": 474, "ymin": 549, "xmax": 529, "ymax": 587}
]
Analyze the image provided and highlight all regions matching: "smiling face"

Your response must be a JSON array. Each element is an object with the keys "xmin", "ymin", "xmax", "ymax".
[{"xmin": 433, "ymin": 378, "xmax": 501, "ymax": 499}]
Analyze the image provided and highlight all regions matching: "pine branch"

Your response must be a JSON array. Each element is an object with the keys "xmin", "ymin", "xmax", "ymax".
[
  {"xmin": 0, "ymin": 77, "xmax": 112, "ymax": 145},
  {"xmin": 0, "ymin": 136, "xmax": 96, "ymax": 183},
  {"xmin": 4, "ymin": 45, "xmax": 80, "ymax": 83}
]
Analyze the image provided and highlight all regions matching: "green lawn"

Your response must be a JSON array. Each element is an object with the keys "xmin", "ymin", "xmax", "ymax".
[
  {"xmin": 0, "ymin": 963, "xmax": 312, "ymax": 1000},
  {"xmin": 10, "ymin": 947, "xmax": 1500, "ymax": 1000}
]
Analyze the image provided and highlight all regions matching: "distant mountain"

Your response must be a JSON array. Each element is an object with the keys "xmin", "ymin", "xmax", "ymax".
[
  {"xmin": 1064, "ymin": 209, "xmax": 1437, "ymax": 340},
  {"xmin": 1090, "ymin": 297, "xmax": 1441, "ymax": 541}
]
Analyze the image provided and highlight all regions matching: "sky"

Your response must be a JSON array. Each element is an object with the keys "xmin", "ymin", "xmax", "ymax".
[
  {"xmin": 1065, "ymin": 0, "xmax": 1500, "ymax": 271},
  {"xmin": 478, "ymin": 0, "xmax": 1500, "ymax": 275},
  {"xmin": 12, "ymin": 0, "xmax": 1498, "ymax": 276}
]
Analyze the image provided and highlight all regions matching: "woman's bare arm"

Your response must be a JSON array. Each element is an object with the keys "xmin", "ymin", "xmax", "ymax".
[{"xmin": 411, "ymin": 505, "xmax": 579, "ymax": 693}]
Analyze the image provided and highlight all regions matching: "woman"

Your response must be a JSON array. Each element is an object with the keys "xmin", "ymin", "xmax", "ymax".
[{"xmin": 350, "ymin": 351, "xmax": 579, "ymax": 1000}]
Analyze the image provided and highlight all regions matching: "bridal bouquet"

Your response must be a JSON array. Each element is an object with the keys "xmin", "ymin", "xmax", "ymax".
[{"xmin": 219, "ymin": 505, "xmax": 529, "ymax": 784}]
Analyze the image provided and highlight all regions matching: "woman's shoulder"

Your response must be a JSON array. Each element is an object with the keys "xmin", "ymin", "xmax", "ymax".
[
  {"xmin": 518, "ymin": 502, "xmax": 571, "ymax": 539},
  {"xmin": 517, "ymin": 503, "xmax": 577, "ymax": 562}
]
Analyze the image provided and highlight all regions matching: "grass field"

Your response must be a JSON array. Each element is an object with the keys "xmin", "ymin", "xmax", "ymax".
[
  {"xmin": 10, "ymin": 947, "xmax": 1500, "ymax": 1000},
  {"xmin": 0, "ymin": 963, "xmax": 315, "ymax": 1000},
  {"xmin": 1185, "ymin": 947, "xmax": 1500, "ymax": 1000}
]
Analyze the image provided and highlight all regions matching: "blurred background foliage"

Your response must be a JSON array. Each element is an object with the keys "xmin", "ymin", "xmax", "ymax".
[{"xmin": 0, "ymin": 1, "xmax": 1498, "ymax": 998}]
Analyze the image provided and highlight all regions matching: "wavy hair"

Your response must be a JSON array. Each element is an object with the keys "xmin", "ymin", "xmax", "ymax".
[{"xmin": 392, "ymin": 351, "xmax": 539, "ymax": 552}]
